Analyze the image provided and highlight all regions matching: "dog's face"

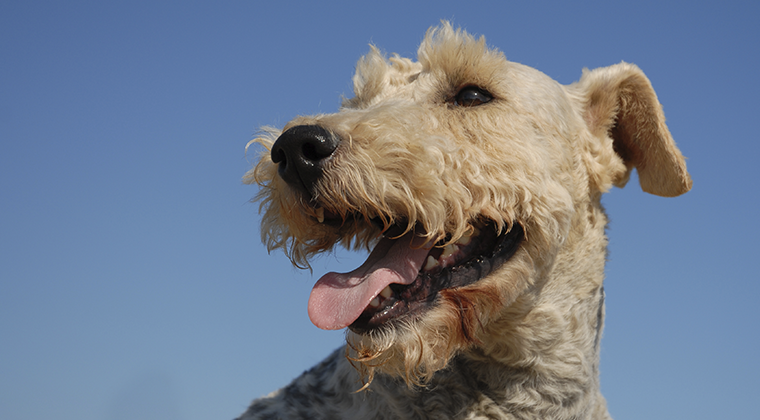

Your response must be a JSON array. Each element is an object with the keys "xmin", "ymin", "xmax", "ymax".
[{"xmin": 247, "ymin": 24, "xmax": 690, "ymax": 385}]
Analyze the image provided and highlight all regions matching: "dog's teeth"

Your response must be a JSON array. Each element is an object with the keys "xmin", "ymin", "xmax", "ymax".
[
  {"xmin": 315, "ymin": 207, "xmax": 325, "ymax": 223},
  {"xmin": 425, "ymin": 255, "xmax": 439, "ymax": 271},
  {"xmin": 380, "ymin": 286, "xmax": 392, "ymax": 299},
  {"xmin": 369, "ymin": 296, "xmax": 380, "ymax": 308},
  {"xmin": 456, "ymin": 233, "xmax": 472, "ymax": 246},
  {"xmin": 441, "ymin": 244, "xmax": 458, "ymax": 259}
]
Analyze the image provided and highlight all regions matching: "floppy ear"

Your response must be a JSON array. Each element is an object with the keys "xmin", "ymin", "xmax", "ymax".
[{"xmin": 574, "ymin": 62, "xmax": 692, "ymax": 197}]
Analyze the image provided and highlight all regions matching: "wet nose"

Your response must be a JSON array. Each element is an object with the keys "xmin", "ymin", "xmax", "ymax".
[{"xmin": 270, "ymin": 125, "xmax": 340, "ymax": 194}]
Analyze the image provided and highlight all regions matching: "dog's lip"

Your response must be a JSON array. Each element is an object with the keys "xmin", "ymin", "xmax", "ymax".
[{"xmin": 348, "ymin": 222, "xmax": 524, "ymax": 334}]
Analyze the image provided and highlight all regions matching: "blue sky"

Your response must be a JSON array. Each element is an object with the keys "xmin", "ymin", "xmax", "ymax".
[{"xmin": 1, "ymin": 1, "xmax": 758, "ymax": 419}]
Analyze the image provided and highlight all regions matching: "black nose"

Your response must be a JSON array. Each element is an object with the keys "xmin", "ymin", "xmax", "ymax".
[{"xmin": 270, "ymin": 125, "xmax": 340, "ymax": 194}]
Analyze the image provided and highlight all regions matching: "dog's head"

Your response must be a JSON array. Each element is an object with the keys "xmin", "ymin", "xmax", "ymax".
[{"xmin": 246, "ymin": 23, "xmax": 690, "ymax": 386}]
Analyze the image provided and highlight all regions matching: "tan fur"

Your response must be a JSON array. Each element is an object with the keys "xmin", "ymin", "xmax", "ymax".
[{"xmin": 239, "ymin": 23, "xmax": 690, "ymax": 420}]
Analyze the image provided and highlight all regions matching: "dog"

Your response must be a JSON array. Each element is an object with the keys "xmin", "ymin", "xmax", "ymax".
[{"xmin": 239, "ymin": 22, "xmax": 691, "ymax": 420}]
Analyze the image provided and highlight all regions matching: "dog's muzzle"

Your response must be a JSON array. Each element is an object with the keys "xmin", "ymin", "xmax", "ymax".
[{"xmin": 270, "ymin": 125, "xmax": 340, "ymax": 194}]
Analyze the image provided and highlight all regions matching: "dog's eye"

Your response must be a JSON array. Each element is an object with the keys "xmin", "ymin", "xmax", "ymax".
[{"xmin": 453, "ymin": 86, "xmax": 492, "ymax": 107}]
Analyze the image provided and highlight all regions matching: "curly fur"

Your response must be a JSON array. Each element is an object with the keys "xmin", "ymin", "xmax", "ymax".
[{"xmin": 239, "ymin": 22, "xmax": 691, "ymax": 419}]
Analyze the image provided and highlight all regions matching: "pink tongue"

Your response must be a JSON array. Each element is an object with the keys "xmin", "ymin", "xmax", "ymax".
[{"xmin": 308, "ymin": 232, "xmax": 431, "ymax": 330}]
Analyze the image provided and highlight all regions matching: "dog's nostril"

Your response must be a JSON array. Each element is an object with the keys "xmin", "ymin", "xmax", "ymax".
[
  {"xmin": 270, "ymin": 125, "xmax": 339, "ymax": 193},
  {"xmin": 271, "ymin": 148, "xmax": 287, "ymax": 165},
  {"xmin": 301, "ymin": 142, "xmax": 319, "ymax": 161},
  {"xmin": 301, "ymin": 131, "xmax": 339, "ymax": 162}
]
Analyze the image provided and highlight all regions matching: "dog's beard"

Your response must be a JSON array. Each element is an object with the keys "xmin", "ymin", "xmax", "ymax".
[
  {"xmin": 344, "ymin": 280, "xmax": 507, "ymax": 389},
  {"xmin": 346, "ymin": 317, "xmax": 457, "ymax": 389}
]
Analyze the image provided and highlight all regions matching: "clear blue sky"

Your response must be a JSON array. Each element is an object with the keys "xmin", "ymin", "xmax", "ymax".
[{"xmin": 1, "ymin": 1, "xmax": 758, "ymax": 419}]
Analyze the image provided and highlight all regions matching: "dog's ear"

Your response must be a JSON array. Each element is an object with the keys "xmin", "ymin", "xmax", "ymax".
[{"xmin": 574, "ymin": 63, "xmax": 692, "ymax": 197}]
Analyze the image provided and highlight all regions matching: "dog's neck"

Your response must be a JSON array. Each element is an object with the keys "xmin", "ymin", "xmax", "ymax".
[{"xmin": 445, "ymin": 206, "xmax": 610, "ymax": 415}]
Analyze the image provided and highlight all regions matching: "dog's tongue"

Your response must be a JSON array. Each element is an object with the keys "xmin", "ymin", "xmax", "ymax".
[{"xmin": 308, "ymin": 232, "xmax": 430, "ymax": 330}]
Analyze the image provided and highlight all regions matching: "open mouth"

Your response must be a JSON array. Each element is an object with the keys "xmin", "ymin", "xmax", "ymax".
[{"xmin": 307, "ymin": 216, "xmax": 524, "ymax": 334}]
